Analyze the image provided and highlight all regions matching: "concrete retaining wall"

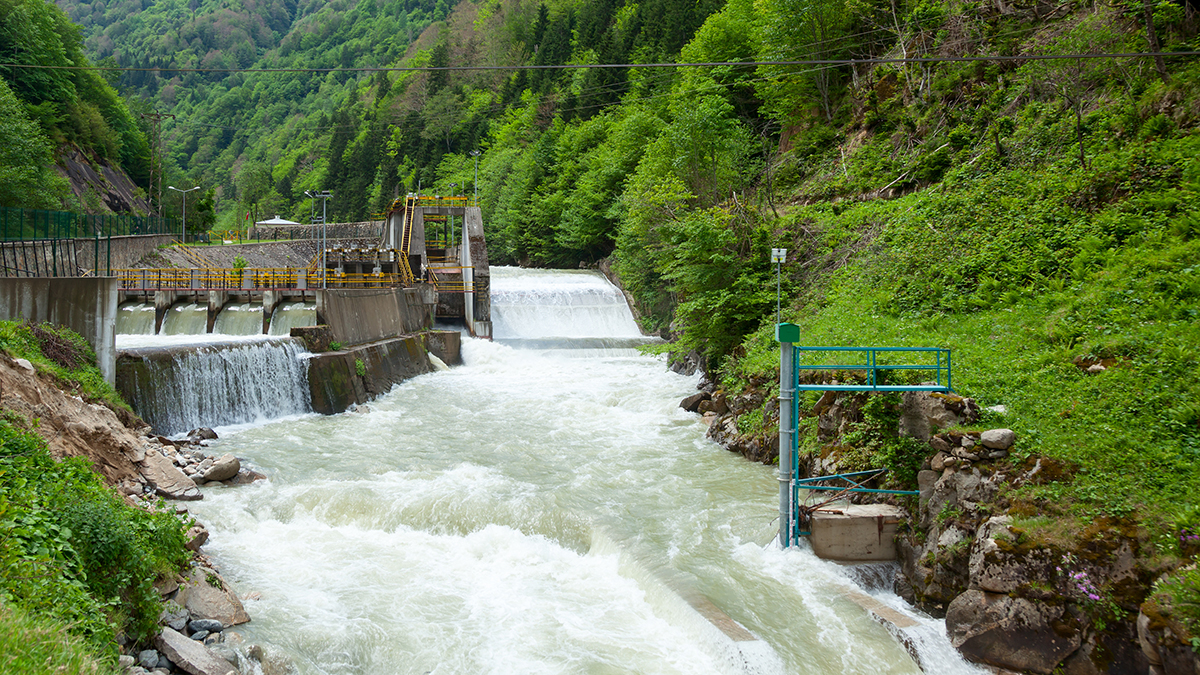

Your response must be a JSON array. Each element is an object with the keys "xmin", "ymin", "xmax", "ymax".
[
  {"xmin": 307, "ymin": 335, "xmax": 432, "ymax": 414},
  {"xmin": 316, "ymin": 285, "xmax": 436, "ymax": 346},
  {"xmin": 0, "ymin": 277, "xmax": 118, "ymax": 384},
  {"xmin": 76, "ymin": 234, "xmax": 176, "ymax": 273}
]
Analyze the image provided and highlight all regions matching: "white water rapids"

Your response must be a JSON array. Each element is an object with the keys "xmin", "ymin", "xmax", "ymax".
[{"xmin": 173, "ymin": 268, "xmax": 982, "ymax": 675}]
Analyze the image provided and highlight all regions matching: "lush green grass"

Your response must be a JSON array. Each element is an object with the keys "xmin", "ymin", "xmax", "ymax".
[
  {"xmin": 0, "ymin": 419, "xmax": 190, "ymax": 659},
  {"xmin": 722, "ymin": 105, "xmax": 1200, "ymax": 547},
  {"xmin": 0, "ymin": 601, "xmax": 115, "ymax": 675},
  {"xmin": 0, "ymin": 321, "xmax": 131, "ymax": 416}
]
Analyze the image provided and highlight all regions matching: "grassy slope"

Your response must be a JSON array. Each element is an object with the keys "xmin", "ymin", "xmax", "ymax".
[
  {"xmin": 724, "ymin": 58, "xmax": 1200, "ymax": 547},
  {"xmin": 0, "ymin": 602, "xmax": 114, "ymax": 675}
]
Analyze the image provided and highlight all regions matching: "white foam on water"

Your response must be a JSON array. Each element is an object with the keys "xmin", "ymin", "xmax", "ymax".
[{"xmin": 169, "ymin": 269, "xmax": 978, "ymax": 675}]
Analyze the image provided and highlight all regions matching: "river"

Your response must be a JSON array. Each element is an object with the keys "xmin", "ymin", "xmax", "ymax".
[{"xmin": 159, "ymin": 267, "xmax": 981, "ymax": 675}]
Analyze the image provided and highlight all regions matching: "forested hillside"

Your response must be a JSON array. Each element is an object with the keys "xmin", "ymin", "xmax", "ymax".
[{"xmin": 0, "ymin": 0, "xmax": 151, "ymax": 209}]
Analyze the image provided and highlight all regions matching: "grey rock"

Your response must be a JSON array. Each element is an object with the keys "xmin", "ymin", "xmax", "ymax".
[
  {"xmin": 947, "ymin": 590, "xmax": 1081, "ymax": 674},
  {"xmin": 140, "ymin": 450, "xmax": 203, "ymax": 501},
  {"xmin": 930, "ymin": 451, "xmax": 948, "ymax": 471},
  {"xmin": 188, "ymin": 427, "xmax": 219, "ymax": 441},
  {"xmin": 155, "ymin": 627, "xmax": 237, "ymax": 675},
  {"xmin": 679, "ymin": 391, "xmax": 709, "ymax": 413},
  {"xmin": 201, "ymin": 454, "xmax": 240, "ymax": 482},
  {"xmin": 918, "ymin": 470, "xmax": 938, "ymax": 508},
  {"xmin": 986, "ymin": 404, "xmax": 1007, "ymax": 415},
  {"xmin": 118, "ymin": 654, "xmax": 136, "ymax": 669},
  {"xmin": 1086, "ymin": 363, "xmax": 1106, "ymax": 373},
  {"xmin": 988, "ymin": 450, "xmax": 1009, "ymax": 460},
  {"xmin": 980, "ymin": 428, "xmax": 1016, "ymax": 450},
  {"xmin": 961, "ymin": 436, "xmax": 975, "ymax": 447},
  {"xmin": 13, "ymin": 357, "xmax": 35, "ymax": 373},
  {"xmin": 156, "ymin": 653, "xmax": 171, "ymax": 669},
  {"xmin": 189, "ymin": 619, "xmax": 225, "ymax": 634},
  {"xmin": 224, "ymin": 468, "xmax": 267, "ymax": 485},
  {"xmin": 179, "ymin": 567, "xmax": 250, "ymax": 626},
  {"xmin": 929, "ymin": 435, "xmax": 952, "ymax": 453},
  {"xmin": 138, "ymin": 649, "xmax": 159, "ymax": 669},
  {"xmin": 191, "ymin": 630, "xmax": 210, "ymax": 641},
  {"xmin": 186, "ymin": 524, "xmax": 209, "ymax": 552}
]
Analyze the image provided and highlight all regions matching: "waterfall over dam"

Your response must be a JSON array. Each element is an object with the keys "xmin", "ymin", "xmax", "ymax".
[{"xmin": 116, "ymin": 338, "xmax": 312, "ymax": 436}]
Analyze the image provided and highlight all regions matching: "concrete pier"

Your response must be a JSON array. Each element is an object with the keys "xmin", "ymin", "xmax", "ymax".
[{"xmin": 810, "ymin": 503, "xmax": 902, "ymax": 561}]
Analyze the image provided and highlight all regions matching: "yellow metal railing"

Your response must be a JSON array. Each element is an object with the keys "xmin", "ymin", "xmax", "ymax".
[
  {"xmin": 114, "ymin": 267, "xmax": 411, "ymax": 291},
  {"xmin": 176, "ymin": 245, "xmax": 217, "ymax": 268}
]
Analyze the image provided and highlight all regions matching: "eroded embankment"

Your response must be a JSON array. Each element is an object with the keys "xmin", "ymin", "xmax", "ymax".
[{"xmin": 0, "ymin": 354, "xmax": 290, "ymax": 674}]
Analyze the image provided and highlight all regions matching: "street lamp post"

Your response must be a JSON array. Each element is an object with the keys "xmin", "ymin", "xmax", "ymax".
[
  {"xmin": 305, "ymin": 190, "xmax": 332, "ymax": 288},
  {"xmin": 167, "ymin": 185, "xmax": 200, "ymax": 243}
]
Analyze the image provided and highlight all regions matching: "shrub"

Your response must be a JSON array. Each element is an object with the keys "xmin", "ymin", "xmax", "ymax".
[{"xmin": 0, "ymin": 420, "xmax": 188, "ymax": 656}]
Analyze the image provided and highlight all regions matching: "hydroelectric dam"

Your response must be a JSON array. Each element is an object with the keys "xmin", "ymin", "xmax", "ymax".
[{"xmin": 0, "ymin": 201, "xmax": 986, "ymax": 673}]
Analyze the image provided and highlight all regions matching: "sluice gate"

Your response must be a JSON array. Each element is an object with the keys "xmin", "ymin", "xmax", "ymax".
[{"xmin": 383, "ymin": 195, "xmax": 491, "ymax": 339}]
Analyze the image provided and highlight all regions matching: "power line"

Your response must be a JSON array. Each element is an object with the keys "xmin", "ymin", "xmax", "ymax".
[{"xmin": 2, "ymin": 51, "xmax": 1198, "ymax": 75}]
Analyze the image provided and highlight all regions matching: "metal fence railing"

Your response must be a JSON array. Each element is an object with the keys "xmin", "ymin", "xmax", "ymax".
[{"xmin": 0, "ymin": 207, "xmax": 181, "ymax": 241}]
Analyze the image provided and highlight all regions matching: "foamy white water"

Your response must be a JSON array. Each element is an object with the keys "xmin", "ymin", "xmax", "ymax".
[
  {"xmin": 491, "ymin": 266, "xmax": 643, "ymax": 339},
  {"xmin": 176, "ymin": 269, "xmax": 981, "ymax": 675}
]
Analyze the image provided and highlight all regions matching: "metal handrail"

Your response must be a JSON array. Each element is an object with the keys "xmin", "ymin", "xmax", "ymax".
[{"xmin": 793, "ymin": 345, "xmax": 952, "ymax": 392}]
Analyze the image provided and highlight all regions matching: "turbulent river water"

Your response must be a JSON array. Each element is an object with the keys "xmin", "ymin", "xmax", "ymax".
[{"xmin": 150, "ymin": 267, "xmax": 982, "ymax": 675}]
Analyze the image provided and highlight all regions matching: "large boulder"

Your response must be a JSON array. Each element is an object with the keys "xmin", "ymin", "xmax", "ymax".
[
  {"xmin": 201, "ymin": 454, "xmax": 240, "ymax": 482},
  {"xmin": 968, "ymin": 516, "xmax": 1057, "ymax": 594},
  {"xmin": 140, "ymin": 450, "xmax": 202, "ymax": 501},
  {"xmin": 679, "ymin": 392, "xmax": 709, "ymax": 413},
  {"xmin": 177, "ymin": 567, "xmax": 250, "ymax": 626},
  {"xmin": 155, "ymin": 627, "xmax": 236, "ymax": 675},
  {"xmin": 946, "ymin": 589, "xmax": 1081, "ymax": 674}
]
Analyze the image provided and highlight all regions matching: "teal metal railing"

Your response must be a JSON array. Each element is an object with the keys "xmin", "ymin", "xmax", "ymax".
[
  {"xmin": 775, "ymin": 323, "xmax": 953, "ymax": 547},
  {"xmin": 794, "ymin": 345, "xmax": 952, "ymax": 392}
]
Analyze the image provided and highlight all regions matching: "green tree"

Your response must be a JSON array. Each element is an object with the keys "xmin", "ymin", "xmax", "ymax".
[{"xmin": 0, "ymin": 79, "xmax": 68, "ymax": 208}]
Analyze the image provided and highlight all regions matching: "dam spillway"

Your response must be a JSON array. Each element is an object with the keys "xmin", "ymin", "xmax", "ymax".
[
  {"xmin": 161, "ymin": 268, "xmax": 984, "ymax": 675},
  {"xmin": 116, "ymin": 337, "xmax": 313, "ymax": 436}
]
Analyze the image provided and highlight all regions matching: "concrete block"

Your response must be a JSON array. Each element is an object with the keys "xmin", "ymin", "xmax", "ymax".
[{"xmin": 810, "ymin": 503, "xmax": 902, "ymax": 562}]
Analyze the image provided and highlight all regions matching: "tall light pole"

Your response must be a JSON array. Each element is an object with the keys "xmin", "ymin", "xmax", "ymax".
[
  {"xmin": 470, "ymin": 150, "xmax": 480, "ymax": 203},
  {"xmin": 305, "ymin": 190, "xmax": 332, "ymax": 288},
  {"xmin": 167, "ymin": 185, "xmax": 200, "ymax": 243}
]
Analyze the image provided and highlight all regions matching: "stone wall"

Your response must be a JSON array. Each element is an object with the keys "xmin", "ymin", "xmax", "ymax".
[{"xmin": 76, "ymin": 234, "xmax": 176, "ymax": 272}]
